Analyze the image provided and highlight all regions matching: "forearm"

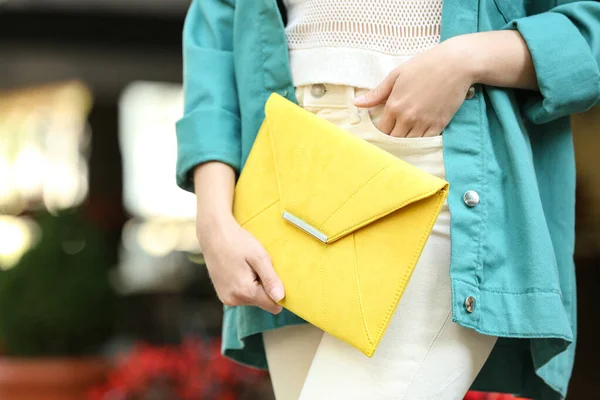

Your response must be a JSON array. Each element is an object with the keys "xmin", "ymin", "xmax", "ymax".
[
  {"xmin": 193, "ymin": 162, "xmax": 237, "ymax": 238},
  {"xmin": 449, "ymin": 31, "xmax": 539, "ymax": 91}
]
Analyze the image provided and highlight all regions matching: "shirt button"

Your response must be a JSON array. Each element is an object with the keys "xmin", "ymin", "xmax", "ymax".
[
  {"xmin": 311, "ymin": 84, "xmax": 327, "ymax": 98},
  {"xmin": 463, "ymin": 190, "xmax": 480, "ymax": 207},
  {"xmin": 280, "ymin": 89, "xmax": 288, "ymax": 97},
  {"xmin": 465, "ymin": 296, "xmax": 476, "ymax": 313},
  {"xmin": 465, "ymin": 85, "xmax": 476, "ymax": 100}
]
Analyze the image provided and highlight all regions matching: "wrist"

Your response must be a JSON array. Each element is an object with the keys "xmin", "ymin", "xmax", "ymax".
[
  {"xmin": 444, "ymin": 33, "xmax": 486, "ymax": 85},
  {"xmin": 196, "ymin": 209, "xmax": 237, "ymax": 246}
]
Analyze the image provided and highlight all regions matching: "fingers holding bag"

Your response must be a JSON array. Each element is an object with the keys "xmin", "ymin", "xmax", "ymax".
[{"xmin": 199, "ymin": 218, "xmax": 285, "ymax": 315}]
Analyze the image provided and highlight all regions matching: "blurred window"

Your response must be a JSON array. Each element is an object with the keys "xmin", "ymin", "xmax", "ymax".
[
  {"xmin": 119, "ymin": 81, "xmax": 195, "ymax": 220},
  {"xmin": 0, "ymin": 81, "xmax": 91, "ymax": 215}
]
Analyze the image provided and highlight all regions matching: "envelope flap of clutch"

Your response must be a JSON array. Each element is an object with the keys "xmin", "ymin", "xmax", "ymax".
[{"xmin": 263, "ymin": 93, "xmax": 449, "ymax": 244}]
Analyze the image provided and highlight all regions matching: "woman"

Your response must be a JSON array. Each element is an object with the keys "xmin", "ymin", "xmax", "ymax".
[{"xmin": 176, "ymin": 1, "xmax": 599, "ymax": 399}]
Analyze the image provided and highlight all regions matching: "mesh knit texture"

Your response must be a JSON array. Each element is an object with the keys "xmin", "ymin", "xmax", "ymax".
[{"xmin": 284, "ymin": 0, "xmax": 443, "ymax": 56}]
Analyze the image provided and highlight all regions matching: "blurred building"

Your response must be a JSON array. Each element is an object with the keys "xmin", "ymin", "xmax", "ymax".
[
  {"xmin": 0, "ymin": 0, "xmax": 202, "ymax": 305},
  {"xmin": 0, "ymin": 2, "xmax": 267, "ymax": 398}
]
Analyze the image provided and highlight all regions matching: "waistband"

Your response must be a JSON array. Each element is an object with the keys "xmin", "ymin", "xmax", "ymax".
[
  {"xmin": 295, "ymin": 84, "xmax": 369, "ymax": 109},
  {"xmin": 293, "ymin": 84, "xmax": 446, "ymax": 181}
]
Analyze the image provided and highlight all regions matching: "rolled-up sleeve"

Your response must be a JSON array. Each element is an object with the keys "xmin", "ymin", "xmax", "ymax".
[
  {"xmin": 176, "ymin": 0, "xmax": 240, "ymax": 192},
  {"xmin": 504, "ymin": 1, "xmax": 600, "ymax": 124}
]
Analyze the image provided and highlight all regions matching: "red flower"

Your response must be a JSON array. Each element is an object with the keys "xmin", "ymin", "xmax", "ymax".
[
  {"xmin": 89, "ymin": 338, "xmax": 268, "ymax": 400},
  {"xmin": 464, "ymin": 393, "xmax": 531, "ymax": 400}
]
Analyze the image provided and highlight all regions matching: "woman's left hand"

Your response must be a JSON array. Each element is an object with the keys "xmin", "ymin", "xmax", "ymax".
[{"xmin": 353, "ymin": 37, "xmax": 476, "ymax": 138}]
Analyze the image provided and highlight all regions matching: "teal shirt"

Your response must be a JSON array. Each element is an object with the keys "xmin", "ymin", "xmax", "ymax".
[{"xmin": 176, "ymin": 1, "xmax": 600, "ymax": 398}]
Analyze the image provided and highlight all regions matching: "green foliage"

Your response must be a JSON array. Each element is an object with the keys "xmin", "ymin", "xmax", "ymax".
[{"xmin": 0, "ymin": 210, "xmax": 116, "ymax": 357}]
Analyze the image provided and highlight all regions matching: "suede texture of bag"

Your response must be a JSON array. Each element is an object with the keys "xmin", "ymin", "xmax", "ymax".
[{"xmin": 233, "ymin": 93, "xmax": 449, "ymax": 357}]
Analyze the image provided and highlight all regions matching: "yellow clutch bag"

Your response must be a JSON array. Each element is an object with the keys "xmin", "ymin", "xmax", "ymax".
[{"xmin": 233, "ymin": 93, "xmax": 449, "ymax": 357}]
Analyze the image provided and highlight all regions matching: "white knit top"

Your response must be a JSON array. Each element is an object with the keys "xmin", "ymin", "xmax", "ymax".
[{"xmin": 283, "ymin": 0, "xmax": 443, "ymax": 89}]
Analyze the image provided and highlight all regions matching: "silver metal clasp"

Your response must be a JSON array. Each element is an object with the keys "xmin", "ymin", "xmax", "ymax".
[{"xmin": 282, "ymin": 211, "xmax": 328, "ymax": 243}]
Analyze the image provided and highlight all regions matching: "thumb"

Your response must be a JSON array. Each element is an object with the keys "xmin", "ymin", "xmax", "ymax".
[
  {"xmin": 248, "ymin": 252, "xmax": 285, "ymax": 302},
  {"xmin": 354, "ymin": 73, "xmax": 396, "ymax": 107}
]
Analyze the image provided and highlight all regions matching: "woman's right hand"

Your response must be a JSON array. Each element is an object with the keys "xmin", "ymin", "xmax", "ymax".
[
  {"xmin": 193, "ymin": 162, "xmax": 284, "ymax": 315},
  {"xmin": 198, "ymin": 215, "xmax": 284, "ymax": 314}
]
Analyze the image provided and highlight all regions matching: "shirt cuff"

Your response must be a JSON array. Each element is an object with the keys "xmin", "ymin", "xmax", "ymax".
[
  {"xmin": 175, "ymin": 107, "xmax": 241, "ymax": 192},
  {"xmin": 504, "ymin": 12, "xmax": 600, "ymax": 123}
]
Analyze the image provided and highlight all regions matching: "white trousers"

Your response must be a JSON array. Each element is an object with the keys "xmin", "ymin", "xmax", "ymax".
[{"xmin": 263, "ymin": 85, "xmax": 498, "ymax": 400}]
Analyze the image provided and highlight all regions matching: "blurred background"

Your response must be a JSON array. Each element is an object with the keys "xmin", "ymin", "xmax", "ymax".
[{"xmin": 0, "ymin": 1, "xmax": 598, "ymax": 399}]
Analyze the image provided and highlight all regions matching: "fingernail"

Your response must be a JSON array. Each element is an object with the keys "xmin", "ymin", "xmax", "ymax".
[
  {"xmin": 354, "ymin": 95, "xmax": 366, "ymax": 105},
  {"xmin": 270, "ymin": 286, "xmax": 285, "ymax": 302}
]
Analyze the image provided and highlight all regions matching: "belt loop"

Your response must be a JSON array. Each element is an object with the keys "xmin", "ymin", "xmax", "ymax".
[
  {"xmin": 346, "ymin": 86, "xmax": 361, "ymax": 125},
  {"xmin": 295, "ymin": 86, "xmax": 304, "ymax": 107}
]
